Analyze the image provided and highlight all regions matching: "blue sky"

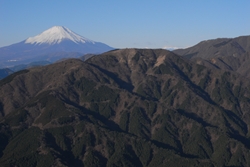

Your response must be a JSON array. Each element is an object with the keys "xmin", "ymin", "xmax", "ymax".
[{"xmin": 1, "ymin": 0, "xmax": 250, "ymax": 49}]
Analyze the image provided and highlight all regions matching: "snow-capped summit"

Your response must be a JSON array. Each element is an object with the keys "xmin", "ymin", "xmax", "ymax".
[
  {"xmin": 25, "ymin": 26, "xmax": 94, "ymax": 45},
  {"xmin": 0, "ymin": 26, "xmax": 114, "ymax": 68}
]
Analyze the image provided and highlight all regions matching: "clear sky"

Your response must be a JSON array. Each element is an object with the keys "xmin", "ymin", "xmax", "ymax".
[{"xmin": 1, "ymin": 0, "xmax": 250, "ymax": 49}]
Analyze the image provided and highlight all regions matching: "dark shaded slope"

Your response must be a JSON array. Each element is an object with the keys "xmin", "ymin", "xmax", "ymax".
[
  {"xmin": 173, "ymin": 36, "xmax": 250, "ymax": 59},
  {"xmin": 174, "ymin": 36, "xmax": 250, "ymax": 78},
  {"xmin": 0, "ymin": 49, "xmax": 249, "ymax": 166}
]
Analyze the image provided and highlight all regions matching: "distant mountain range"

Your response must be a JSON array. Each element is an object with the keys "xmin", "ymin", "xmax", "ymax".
[
  {"xmin": 0, "ymin": 26, "xmax": 114, "ymax": 68},
  {"xmin": 0, "ymin": 68, "xmax": 13, "ymax": 79}
]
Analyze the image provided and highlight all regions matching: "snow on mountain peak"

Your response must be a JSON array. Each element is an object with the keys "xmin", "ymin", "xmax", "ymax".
[{"xmin": 25, "ymin": 26, "xmax": 95, "ymax": 45}]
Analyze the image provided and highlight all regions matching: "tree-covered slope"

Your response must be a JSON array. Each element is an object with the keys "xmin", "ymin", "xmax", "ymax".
[
  {"xmin": 0, "ymin": 49, "xmax": 249, "ymax": 166},
  {"xmin": 173, "ymin": 35, "xmax": 250, "ymax": 78}
]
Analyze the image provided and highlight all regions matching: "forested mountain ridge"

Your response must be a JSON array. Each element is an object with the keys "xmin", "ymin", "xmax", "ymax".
[
  {"xmin": 173, "ymin": 35, "xmax": 250, "ymax": 59},
  {"xmin": 0, "ymin": 49, "xmax": 249, "ymax": 166},
  {"xmin": 174, "ymin": 35, "xmax": 250, "ymax": 78}
]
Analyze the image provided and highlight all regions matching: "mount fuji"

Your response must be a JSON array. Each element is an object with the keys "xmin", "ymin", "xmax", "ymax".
[{"xmin": 0, "ymin": 26, "xmax": 114, "ymax": 68}]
